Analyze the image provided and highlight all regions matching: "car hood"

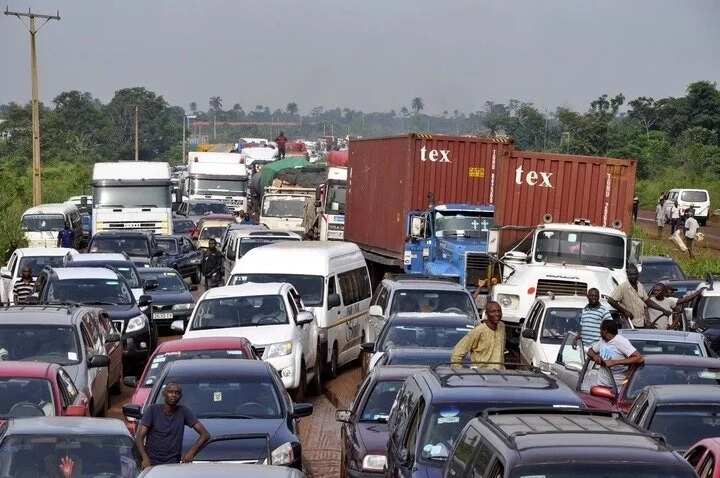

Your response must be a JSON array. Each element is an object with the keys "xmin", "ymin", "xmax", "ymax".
[
  {"xmin": 130, "ymin": 256, "xmax": 151, "ymax": 267},
  {"xmin": 357, "ymin": 422, "xmax": 389, "ymax": 455},
  {"xmin": 148, "ymin": 290, "xmax": 194, "ymax": 306},
  {"xmin": 184, "ymin": 324, "xmax": 295, "ymax": 346},
  {"xmin": 183, "ymin": 418, "xmax": 285, "ymax": 462},
  {"xmin": 101, "ymin": 303, "xmax": 144, "ymax": 320}
]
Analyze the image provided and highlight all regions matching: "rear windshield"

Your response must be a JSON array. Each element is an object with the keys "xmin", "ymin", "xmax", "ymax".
[
  {"xmin": 360, "ymin": 380, "xmax": 403, "ymax": 423},
  {"xmin": 510, "ymin": 464, "xmax": 695, "ymax": 477},
  {"xmin": 627, "ymin": 364, "xmax": 720, "ymax": 400},
  {"xmin": 680, "ymin": 190, "xmax": 708, "ymax": 202},
  {"xmin": 18, "ymin": 256, "xmax": 66, "ymax": 278},
  {"xmin": 627, "ymin": 340, "xmax": 702, "ymax": 357},
  {"xmin": 649, "ymin": 404, "xmax": 720, "ymax": 450},
  {"xmin": 142, "ymin": 349, "xmax": 248, "ymax": 387}
]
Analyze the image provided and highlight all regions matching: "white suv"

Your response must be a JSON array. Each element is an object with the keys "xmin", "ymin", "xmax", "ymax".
[
  {"xmin": 664, "ymin": 189, "xmax": 711, "ymax": 226},
  {"xmin": 1, "ymin": 247, "xmax": 78, "ymax": 304},
  {"xmin": 178, "ymin": 282, "xmax": 321, "ymax": 397}
]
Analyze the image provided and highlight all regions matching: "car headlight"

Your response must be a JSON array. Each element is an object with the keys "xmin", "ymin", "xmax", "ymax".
[
  {"xmin": 496, "ymin": 293, "xmax": 520, "ymax": 310},
  {"xmin": 362, "ymin": 454, "xmax": 387, "ymax": 472},
  {"xmin": 270, "ymin": 441, "xmax": 296, "ymax": 465},
  {"xmin": 264, "ymin": 341, "xmax": 293, "ymax": 358},
  {"xmin": 125, "ymin": 315, "xmax": 147, "ymax": 333},
  {"xmin": 172, "ymin": 303, "xmax": 194, "ymax": 311}
]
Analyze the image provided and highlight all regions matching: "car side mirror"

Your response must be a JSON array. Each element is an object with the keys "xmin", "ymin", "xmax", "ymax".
[
  {"xmin": 327, "ymin": 293, "xmax": 341, "ymax": 309},
  {"xmin": 296, "ymin": 311, "xmax": 314, "ymax": 325},
  {"xmin": 87, "ymin": 354, "xmax": 110, "ymax": 369},
  {"xmin": 138, "ymin": 295, "xmax": 152, "ymax": 308},
  {"xmin": 143, "ymin": 279, "xmax": 159, "ymax": 291},
  {"xmin": 105, "ymin": 331, "xmax": 121, "ymax": 343},
  {"xmin": 0, "ymin": 267, "xmax": 10, "ymax": 279},
  {"xmin": 335, "ymin": 409, "xmax": 352, "ymax": 423},
  {"xmin": 122, "ymin": 404, "xmax": 143, "ymax": 420},
  {"xmin": 65, "ymin": 405, "xmax": 86, "ymax": 417},
  {"xmin": 123, "ymin": 376, "xmax": 138, "ymax": 388},
  {"xmin": 361, "ymin": 342, "xmax": 375, "ymax": 354},
  {"xmin": 521, "ymin": 328, "xmax": 537, "ymax": 340},
  {"xmin": 292, "ymin": 402, "xmax": 314, "ymax": 418},
  {"xmin": 170, "ymin": 320, "xmax": 185, "ymax": 333},
  {"xmin": 590, "ymin": 385, "xmax": 616, "ymax": 401},
  {"xmin": 369, "ymin": 305, "xmax": 383, "ymax": 317}
]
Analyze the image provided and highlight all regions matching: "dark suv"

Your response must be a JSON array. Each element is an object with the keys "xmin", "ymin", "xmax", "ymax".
[
  {"xmin": 385, "ymin": 365, "xmax": 583, "ymax": 478},
  {"xmin": 444, "ymin": 408, "xmax": 696, "ymax": 478},
  {"xmin": 87, "ymin": 231, "xmax": 163, "ymax": 267}
]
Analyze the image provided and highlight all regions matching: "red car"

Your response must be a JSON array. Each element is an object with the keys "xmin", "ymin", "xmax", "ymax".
[
  {"xmin": 686, "ymin": 438, "xmax": 720, "ymax": 477},
  {"xmin": 122, "ymin": 336, "xmax": 257, "ymax": 431},
  {"xmin": 0, "ymin": 362, "xmax": 88, "ymax": 418}
]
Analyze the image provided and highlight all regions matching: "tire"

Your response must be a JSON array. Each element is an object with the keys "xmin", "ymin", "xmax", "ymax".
[
  {"xmin": 328, "ymin": 344, "xmax": 339, "ymax": 379},
  {"xmin": 308, "ymin": 354, "xmax": 322, "ymax": 396},
  {"xmin": 191, "ymin": 269, "xmax": 201, "ymax": 285},
  {"xmin": 293, "ymin": 361, "xmax": 307, "ymax": 402}
]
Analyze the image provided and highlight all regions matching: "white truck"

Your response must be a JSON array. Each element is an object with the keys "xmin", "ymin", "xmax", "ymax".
[
  {"xmin": 92, "ymin": 161, "xmax": 173, "ymax": 235},
  {"xmin": 185, "ymin": 152, "xmax": 249, "ymax": 213},
  {"xmin": 491, "ymin": 221, "xmax": 640, "ymax": 324},
  {"xmin": 317, "ymin": 166, "xmax": 347, "ymax": 241},
  {"xmin": 260, "ymin": 186, "xmax": 316, "ymax": 235}
]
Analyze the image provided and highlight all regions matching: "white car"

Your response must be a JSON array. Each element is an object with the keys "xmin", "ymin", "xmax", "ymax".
[
  {"xmin": 177, "ymin": 282, "xmax": 321, "ymax": 397},
  {"xmin": 0, "ymin": 247, "xmax": 77, "ymax": 304},
  {"xmin": 664, "ymin": 188, "xmax": 711, "ymax": 226}
]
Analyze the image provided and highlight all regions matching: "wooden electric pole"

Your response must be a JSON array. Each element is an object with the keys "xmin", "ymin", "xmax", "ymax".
[
  {"xmin": 5, "ymin": 7, "xmax": 61, "ymax": 206},
  {"xmin": 134, "ymin": 105, "xmax": 139, "ymax": 161}
]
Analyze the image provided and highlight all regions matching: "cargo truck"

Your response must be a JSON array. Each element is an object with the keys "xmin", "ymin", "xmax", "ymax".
[
  {"xmin": 317, "ymin": 166, "xmax": 348, "ymax": 241},
  {"xmin": 185, "ymin": 152, "xmax": 249, "ymax": 213}
]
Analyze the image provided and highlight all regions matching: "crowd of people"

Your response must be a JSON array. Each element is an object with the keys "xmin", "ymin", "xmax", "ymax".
[{"xmin": 654, "ymin": 197, "xmax": 702, "ymax": 258}]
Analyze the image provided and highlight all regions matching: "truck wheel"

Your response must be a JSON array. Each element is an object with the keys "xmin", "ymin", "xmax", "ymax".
[{"xmin": 328, "ymin": 344, "xmax": 339, "ymax": 379}]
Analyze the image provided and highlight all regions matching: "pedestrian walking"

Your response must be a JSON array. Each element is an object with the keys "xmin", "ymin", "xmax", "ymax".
[
  {"xmin": 606, "ymin": 264, "xmax": 671, "ymax": 328},
  {"xmin": 670, "ymin": 201, "xmax": 681, "ymax": 234},
  {"xmin": 451, "ymin": 302, "xmax": 505, "ymax": 369},
  {"xmin": 57, "ymin": 222, "xmax": 75, "ymax": 248},
  {"xmin": 655, "ymin": 199, "xmax": 665, "ymax": 237},
  {"xmin": 275, "ymin": 132, "xmax": 288, "ymax": 159},
  {"xmin": 684, "ymin": 209, "xmax": 700, "ymax": 258},
  {"xmin": 136, "ymin": 382, "xmax": 210, "ymax": 468},
  {"xmin": 11, "ymin": 266, "xmax": 35, "ymax": 305},
  {"xmin": 587, "ymin": 319, "xmax": 644, "ymax": 388},
  {"xmin": 578, "ymin": 288, "xmax": 613, "ymax": 347},
  {"xmin": 632, "ymin": 195, "xmax": 639, "ymax": 222},
  {"xmin": 201, "ymin": 239, "xmax": 223, "ymax": 288}
]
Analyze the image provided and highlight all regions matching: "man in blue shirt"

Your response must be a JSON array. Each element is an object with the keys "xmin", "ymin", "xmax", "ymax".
[
  {"xmin": 579, "ymin": 288, "xmax": 612, "ymax": 347},
  {"xmin": 57, "ymin": 223, "xmax": 75, "ymax": 248}
]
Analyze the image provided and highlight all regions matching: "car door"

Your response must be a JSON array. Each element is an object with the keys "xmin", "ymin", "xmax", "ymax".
[
  {"xmin": 97, "ymin": 311, "xmax": 122, "ymax": 388},
  {"xmin": 80, "ymin": 319, "xmax": 107, "ymax": 415},
  {"xmin": 551, "ymin": 332, "xmax": 585, "ymax": 388},
  {"xmin": 1, "ymin": 252, "xmax": 17, "ymax": 302},
  {"xmin": 519, "ymin": 303, "xmax": 541, "ymax": 363},
  {"xmin": 288, "ymin": 289, "xmax": 316, "ymax": 368}
]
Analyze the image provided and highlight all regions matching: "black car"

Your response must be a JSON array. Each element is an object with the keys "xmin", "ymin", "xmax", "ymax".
[
  {"xmin": 640, "ymin": 255, "xmax": 686, "ymax": 289},
  {"xmin": 444, "ymin": 409, "xmax": 696, "ymax": 478},
  {"xmin": 123, "ymin": 359, "xmax": 312, "ymax": 469},
  {"xmin": 155, "ymin": 235, "xmax": 203, "ymax": 284},
  {"xmin": 376, "ymin": 347, "xmax": 455, "ymax": 368},
  {"xmin": 138, "ymin": 267, "xmax": 196, "ymax": 328},
  {"xmin": 87, "ymin": 231, "xmax": 163, "ymax": 267},
  {"xmin": 385, "ymin": 365, "xmax": 584, "ymax": 478},
  {"xmin": 173, "ymin": 218, "xmax": 196, "ymax": 237},
  {"xmin": 337, "ymin": 366, "xmax": 420, "ymax": 477},
  {"xmin": 64, "ymin": 252, "xmax": 144, "ymax": 295},
  {"xmin": 37, "ymin": 267, "xmax": 156, "ymax": 373}
]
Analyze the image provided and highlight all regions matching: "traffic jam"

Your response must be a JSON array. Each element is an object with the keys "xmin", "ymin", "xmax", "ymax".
[{"xmin": 2, "ymin": 134, "xmax": 719, "ymax": 477}]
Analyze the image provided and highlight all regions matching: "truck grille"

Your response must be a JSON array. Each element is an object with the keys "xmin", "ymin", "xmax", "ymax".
[
  {"xmin": 465, "ymin": 253, "xmax": 490, "ymax": 286},
  {"xmin": 536, "ymin": 279, "xmax": 588, "ymax": 296},
  {"xmin": 104, "ymin": 222, "xmax": 165, "ymax": 233}
]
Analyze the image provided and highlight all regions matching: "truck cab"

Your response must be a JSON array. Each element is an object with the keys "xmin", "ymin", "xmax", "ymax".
[
  {"xmin": 185, "ymin": 153, "xmax": 249, "ymax": 213},
  {"xmin": 492, "ymin": 221, "xmax": 640, "ymax": 324},
  {"xmin": 402, "ymin": 204, "xmax": 494, "ymax": 288},
  {"xmin": 317, "ymin": 166, "xmax": 347, "ymax": 241},
  {"xmin": 260, "ymin": 186, "xmax": 316, "ymax": 235}
]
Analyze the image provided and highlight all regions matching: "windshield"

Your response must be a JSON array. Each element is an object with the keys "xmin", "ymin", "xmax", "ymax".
[
  {"xmin": 94, "ymin": 184, "xmax": 170, "ymax": 208},
  {"xmin": 0, "ymin": 325, "xmax": 80, "ymax": 366},
  {"xmin": 199, "ymin": 226, "xmax": 226, "ymax": 241},
  {"xmin": 0, "ymin": 434, "xmax": 140, "ymax": 477},
  {"xmin": 434, "ymin": 210, "xmax": 493, "ymax": 238},
  {"xmin": 142, "ymin": 349, "xmax": 248, "ymax": 387},
  {"xmin": 389, "ymin": 290, "xmax": 475, "ymax": 318},
  {"xmin": 534, "ymin": 230, "xmax": 625, "ymax": 269},
  {"xmin": 627, "ymin": 364, "xmax": 720, "ymax": 400},
  {"xmin": 360, "ymin": 380, "xmax": 403, "ymax": 423},
  {"xmin": 155, "ymin": 238, "xmax": 178, "ymax": 255},
  {"xmin": 262, "ymin": 196, "xmax": 308, "ymax": 218},
  {"xmin": 230, "ymin": 273, "xmax": 324, "ymax": 306},
  {"xmin": 681, "ymin": 191, "xmax": 708, "ymax": 202},
  {"xmin": 155, "ymin": 377, "xmax": 281, "ymax": 419},
  {"xmin": 189, "ymin": 202, "xmax": 230, "ymax": 215},
  {"xmin": 18, "ymin": 256, "xmax": 66, "ymax": 278},
  {"xmin": 628, "ymin": 340, "xmax": 702, "ymax": 357},
  {"xmin": 89, "ymin": 237, "xmax": 149, "ymax": 257},
  {"xmin": 191, "ymin": 295, "xmax": 287, "ymax": 330},
  {"xmin": 385, "ymin": 350, "xmax": 452, "ymax": 366},
  {"xmin": 325, "ymin": 183, "xmax": 346, "ymax": 213},
  {"xmin": 649, "ymin": 404, "xmax": 720, "ymax": 450},
  {"xmin": 541, "ymin": 308, "xmax": 582, "ymax": 342},
  {"xmin": 378, "ymin": 321, "xmax": 474, "ymax": 351},
  {"xmin": 0, "ymin": 378, "xmax": 55, "ymax": 417},
  {"xmin": 418, "ymin": 404, "xmax": 480, "ymax": 462},
  {"xmin": 510, "ymin": 464, "xmax": 696, "ymax": 478},
  {"xmin": 113, "ymin": 266, "xmax": 140, "ymax": 288},
  {"xmin": 238, "ymin": 237, "xmax": 300, "ymax": 257},
  {"xmin": 138, "ymin": 270, "xmax": 186, "ymax": 292},
  {"xmin": 47, "ymin": 278, "xmax": 133, "ymax": 306},
  {"xmin": 21, "ymin": 214, "xmax": 65, "ymax": 232},
  {"xmin": 190, "ymin": 178, "xmax": 247, "ymax": 195},
  {"xmin": 696, "ymin": 297, "xmax": 720, "ymax": 325},
  {"xmin": 640, "ymin": 262, "xmax": 685, "ymax": 284}
]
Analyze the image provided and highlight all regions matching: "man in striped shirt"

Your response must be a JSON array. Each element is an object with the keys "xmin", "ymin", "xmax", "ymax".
[
  {"xmin": 11, "ymin": 267, "xmax": 35, "ymax": 305},
  {"xmin": 579, "ymin": 288, "xmax": 612, "ymax": 347}
]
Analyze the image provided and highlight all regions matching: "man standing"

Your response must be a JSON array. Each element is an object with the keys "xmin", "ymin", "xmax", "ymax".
[
  {"xmin": 684, "ymin": 209, "xmax": 700, "ymax": 258},
  {"xmin": 648, "ymin": 283, "xmax": 704, "ymax": 329},
  {"xmin": 11, "ymin": 266, "xmax": 35, "ymax": 305},
  {"xmin": 136, "ymin": 382, "xmax": 210, "ymax": 468},
  {"xmin": 607, "ymin": 264, "xmax": 671, "ymax": 328},
  {"xmin": 451, "ymin": 301, "xmax": 505, "ymax": 369},
  {"xmin": 275, "ymin": 132, "xmax": 288, "ymax": 159},
  {"xmin": 655, "ymin": 199, "xmax": 665, "ymax": 238},
  {"xmin": 587, "ymin": 319, "xmax": 644, "ymax": 388},
  {"xmin": 632, "ymin": 195, "xmax": 639, "ymax": 222},
  {"xmin": 670, "ymin": 201, "xmax": 681, "ymax": 234},
  {"xmin": 57, "ymin": 222, "xmax": 75, "ymax": 248},
  {"xmin": 579, "ymin": 288, "xmax": 612, "ymax": 347},
  {"xmin": 201, "ymin": 239, "xmax": 223, "ymax": 288}
]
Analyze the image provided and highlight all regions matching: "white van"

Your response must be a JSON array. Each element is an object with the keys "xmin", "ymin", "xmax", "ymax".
[
  {"xmin": 227, "ymin": 241, "xmax": 371, "ymax": 378},
  {"xmin": 222, "ymin": 230, "xmax": 302, "ymax": 283},
  {"xmin": 665, "ymin": 189, "xmax": 711, "ymax": 225},
  {"xmin": 21, "ymin": 203, "xmax": 81, "ymax": 248}
]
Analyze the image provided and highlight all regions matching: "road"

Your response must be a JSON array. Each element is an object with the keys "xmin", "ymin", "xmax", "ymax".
[{"xmin": 638, "ymin": 209, "xmax": 720, "ymax": 250}]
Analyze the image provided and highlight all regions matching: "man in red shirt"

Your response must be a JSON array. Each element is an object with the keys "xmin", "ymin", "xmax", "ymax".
[{"xmin": 275, "ymin": 132, "xmax": 288, "ymax": 159}]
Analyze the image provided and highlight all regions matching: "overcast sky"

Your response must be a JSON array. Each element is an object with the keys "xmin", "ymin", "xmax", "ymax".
[{"xmin": 2, "ymin": 0, "xmax": 719, "ymax": 114}]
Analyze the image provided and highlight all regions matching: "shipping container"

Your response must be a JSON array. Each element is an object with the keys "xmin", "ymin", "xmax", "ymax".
[
  {"xmin": 327, "ymin": 150, "xmax": 348, "ymax": 167},
  {"xmin": 346, "ymin": 134, "xmax": 513, "ymax": 259}
]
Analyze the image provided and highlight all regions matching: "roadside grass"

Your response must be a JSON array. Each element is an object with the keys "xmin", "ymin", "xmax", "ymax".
[{"xmin": 633, "ymin": 225, "xmax": 720, "ymax": 278}]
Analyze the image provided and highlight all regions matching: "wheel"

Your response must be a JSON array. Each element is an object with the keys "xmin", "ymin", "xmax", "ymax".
[
  {"xmin": 308, "ymin": 354, "xmax": 322, "ymax": 396},
  {"xmin": 293, "ymin": 361, "xmax": 307, "ymax": 402},
  {"xmin": 328, "ymin": 344, "xmax": 339, "ymax": 379},
  {"xmin": 191, "ymin": 269, "xmax": 201, "ymax": 285}
]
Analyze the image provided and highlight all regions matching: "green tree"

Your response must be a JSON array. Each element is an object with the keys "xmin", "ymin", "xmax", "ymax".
[
  {"xmin": 286, "ymin": 102, "xmax": 299, "ymax": 116},
  {"xmin": 411, "ymin": 97, "xmax": 424, "ymax": 115}
]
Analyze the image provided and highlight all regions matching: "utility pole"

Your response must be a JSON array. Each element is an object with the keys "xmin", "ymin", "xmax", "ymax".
[
  {"xmin": 5, "ymin": 7, "xmax": 61, "ymax": 206},
  {"xmin": 134, "ymin": 105, "xmax": 139, "ymax": 161}
]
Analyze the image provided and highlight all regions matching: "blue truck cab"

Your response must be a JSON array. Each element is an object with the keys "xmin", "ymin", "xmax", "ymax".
[{"xmin": 403, "ymin": 203, "xmax": 494, "ymax": 288}]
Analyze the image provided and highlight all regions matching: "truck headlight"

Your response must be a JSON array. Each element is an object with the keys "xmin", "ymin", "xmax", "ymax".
[
  {"xmin": 172, "ymin": 303, "xmax": 194, "ymax": 311},
  {"xmin": 264, "ymin": 341, "xmax": 293, "ymax": 358},
  {"xmin": 126, "ymin": 315, "xmax": 147, "ymax": 333},
  {"xmin": 496, "ymin": 294, "xmax": 520, "ymax": 310},
  {"xmin": 362, "ymin": 454, "xmax": 387, "ymax": 471},
  {"xmin": 270, "ymin": 441, "xmax": 296, "ymax": 465}
]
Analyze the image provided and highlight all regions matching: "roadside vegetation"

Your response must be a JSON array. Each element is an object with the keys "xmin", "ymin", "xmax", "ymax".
[{"xmin": 633, "ymin": 226, "xmax": 720, "ymax": 279}]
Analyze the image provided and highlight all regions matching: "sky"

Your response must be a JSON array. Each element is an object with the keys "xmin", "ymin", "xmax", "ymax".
[{"xmin": 2, "ymin": 0, "xmax": 719, "ymax": 115}]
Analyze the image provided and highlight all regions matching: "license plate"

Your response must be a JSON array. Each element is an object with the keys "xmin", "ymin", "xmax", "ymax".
[{"xmin": 154, "ymin": 312, "xmax": 173, "ymax": 320}]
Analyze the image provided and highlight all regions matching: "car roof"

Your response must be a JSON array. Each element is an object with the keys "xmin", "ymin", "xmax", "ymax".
[
  {"xmin": 139, "ymin": 463, "xmax": 302, "ymax": 478},
  {"xmin": 51, "ymin": 267, "xmax": 120, "ymax": 280},
  {"xmin": 0, "ymin": 305, "xmax": 81, "ymax": 325},
  {"xmin": 70, "ymin": 253, "xmax": 130, "ymax": 263},
  {"xmin": 163, "ymin": 358, "xmax": 270, "ymax": 379},
  {"xmin": 14, "ymin": 248, "xmax": 76, "ymax": 258},
  {"xmin": 382, "ymin": 277, "xmax": 468, "ymax": 291},
  {"xmin": 0, "ymin": 361, "xmax": 57, "ymax": 378},
  {"xmin": 201, "ymin": 283, "xmax": 289, "ymax": 300},
  {"xmin": 23, "ymin": 203, "xmax": 77, "ymax": 215},
  {"xmin": 619, "ymin": 329, "xmax": 704, "ymax": 343},
  {"xmin": 4, "ymin": 417, "xmax": 131, "ymax": 437},
  {"xmin": 138, "ymin": 267, "xmax": 181, "ymax": 275},
  {"xmin": 538, "ymin": 223, "xmax": 626, "ymax": 237},
  {"xmin": 92, "ymin": 230, "xmax": 151, "ymax": 238},
  {"xmin": 640, "ymin": 256, "xmax": 679, "ymax": 264},
  {"xmin": 371, "ymin": 365, "xmax": 430, "ymax": 381},
  {"xmin": 156, "ymin": 337, "xmax": 253, "ymax": 354},
  {"xmin": 646, "ymin": 384, "xmax": 720, "ymax": 403}
]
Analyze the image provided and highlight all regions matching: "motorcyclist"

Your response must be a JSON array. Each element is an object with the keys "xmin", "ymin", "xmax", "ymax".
[{"xmin": 201, "ymin": 239, "xmax": 223, "ymax": 289}]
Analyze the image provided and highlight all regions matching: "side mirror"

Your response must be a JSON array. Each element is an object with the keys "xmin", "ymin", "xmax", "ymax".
[
  {"xmin": 410, "ymin": 216, "xmax": 425, "ymax": 238},
  {"xmin": 170, "ymin": 320, "xmax": 185, "ymax": 333},
  {"xmin": 369, "ymin": 305, "xmax": 383, "ymax": 317},
  {"xmin": 87, "ymin": 354, "xmax": 110, "ymax": 369},
  {"xmin": 0, "ymin": 267, "xmax": 10, "ymax": 279},
  {"xmin": 335, "ymin": 409, "xmax": 352, "ymax": 423},
  {"xmin": 143, "ymin": 279, "xmax": 159, "ymax": 291},
  {"xmin": 105, "ymin": 331, "xmax": 122, "ymax": 343},
  {"xmin": 327, "ymin": 293, "xmax": 341, "ymax": 309},
  {"xmin": 292, "ymin": 402, "xmax": 314, "ymax": 418},
  {"xmin": 296, "ymin": 311, "xmax": 314, "ymax": 325},
  {"xmin": 122, "ymin": 404, "xmax": 143, "ymax": 420},
  {"xmin": 65, "ymin": 405, "xmax": 86, "ymax": 417},
  {"xmin": 123, "ymin": 376, "xmax": 138, "ymax": 388},
  {"xmin": 521, "ymin": 328, "xmax": 537, "ymax": 340},
  {"xmin": 138, "ymin": 295, "xmax": 152, "ymax": 308},
  {"xmin": 590, "ymin": 385, "xmax": 616, "ymax": 401},
  {"xmin": 361, "ymin": 342, "xmax": 375, "ymax": 354}
]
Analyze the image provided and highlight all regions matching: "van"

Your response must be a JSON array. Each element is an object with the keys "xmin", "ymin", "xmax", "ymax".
[
  {"xmin": 228, "ymin": 241, "xmax": 371, "ymax": 378},
  {"xmin": 21, "ymin": 203, "xmax": 82, "ymax": 248},
  {"xmin": 664, "ymin": 189, "xmax": 711, "ymax": 225},
  {"xmin": 222, "ymin": 230, "xmax": 302, "ymax": 283}
]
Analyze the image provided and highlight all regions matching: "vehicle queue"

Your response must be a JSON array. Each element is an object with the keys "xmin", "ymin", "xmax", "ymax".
[{"xmin": 1, "ymin": 138, "xmax": 719, "ymax": 477}]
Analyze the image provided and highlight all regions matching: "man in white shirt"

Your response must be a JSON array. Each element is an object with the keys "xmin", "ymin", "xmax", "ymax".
[
  {"xmin": 587, "ymin": 319, "xmax": 644, "ymax": 388},
  {"xmin": 685, "ymin": 209, "xmax": 700, "ymax": 258},
  {"xmin": 671, "ymin": 201, "xmax": 681, "ymax": 234}
]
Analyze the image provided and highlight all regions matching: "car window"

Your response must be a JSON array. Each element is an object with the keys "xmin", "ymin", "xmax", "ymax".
[
  {"xmin": 359, "ymin": 380, "xmax": 403, "ymax": 423},
  {"xmin": 445, "ymin": 425, "xmax": 482, "ymax": 477},
  {"xmin": 403, "ymin": 399, "xmax": 425, "ymax": 461},
  {"xmin": 699, "ymin": 453, "xmax": 715, "ymax": 478},
  {"xmin": 557, "ymin": 332, "xmax": 584, "ymax": 367},
  {"xmin": 7, "ymin": 253, "xmax": 18, "ymax": 276},
  {"xmin": 486, "ymin": 459, "xmax": 505, "ymax": 478},
  {"xmin": 338, "ymin": 267, "xmax": 371, "ymax": 306},
  {"xmin": 287, "ymin": 293, "xmax": 299, "ymax": 320},
  {"xmin": 58, "ymin": 368, "xmax": 79, "ymax": 404},
  {"xmin": 328, "ymin": 275, "xmax": 338, "ymax": 304},
  {"xmin": 685, "ymin": 446, "xmax": 707, "ymax": 467}
]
